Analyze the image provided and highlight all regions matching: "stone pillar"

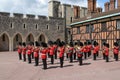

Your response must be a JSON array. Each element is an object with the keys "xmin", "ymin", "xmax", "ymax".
[{"xmin": 9, "ymin": 38, "xmax": 13, "ymax": 51}]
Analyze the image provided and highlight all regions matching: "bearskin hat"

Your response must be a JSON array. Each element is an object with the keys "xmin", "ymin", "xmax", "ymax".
[
  {"xmin": 69, "ymin": 42, "xmax": 74, "ymax": 47},
  {"xmin": 88, "ymin": 41, "xmax": 91, "ymax": 45},
  {"xmin": 74, "ymin": 42, "xmax": 78, "ymax": 46},
  {"xmin": 18, "ymin": 42, "xmax": 22, "ymax": 46},
  {"xmin": 103, "ymin": 42, "xmax": 106, "ymax": 46},
  {"xmin": 61, "ymin": 41, "xmax": 66, "ymax": 46},
  {"xmin": 41, "ymin": 42, "xmax": 47, "ymax": 47},
  {"xmin": 35, "ymin": 41, "xmax": 40, "ymax": 47},
  {"xmin": 114, "ymin": 42, "xmax": 118, "ymax": 46},
  {"xmin": 79, "ymin": 42, "xmax": 83, "ymax": 47},
  {"xmin": 58, "ymin": 41, "xmax": 63, "ymax": 47},
  {"xmin": 48, "ymin": 41, "xmax": 53, "ymax": 45},
  {"xmin": 105, "ymin": 43, "xmax": 109, "ymax": 48},
  {"xmin": 22, "ymin": 42, "xmax": 26, "ymax": 47},
  {"xmin": 84, "ymin": 42, "xmax": 87, "ymax": 45}
]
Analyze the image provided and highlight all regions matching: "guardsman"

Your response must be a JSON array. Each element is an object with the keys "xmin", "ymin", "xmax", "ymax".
[
  {"xmin": 93, "ymin": 41, "xmax": 97, "ymax": 60},
  {"xmin": 48, "ymin": 41, "xmax": 55, "ymax": 64},
  {"xmin": 87, "ymin": 41, "xmax": 92, "ymax": 57},
  {"xmin": 34, "ymin": 42, "xmax": 40, "ymax": 66},
  {"xmin": 102, "ymin": 42, "xmax": 106, "ymax": 60},
  {"xmin": 104, "ymin": 43, "xmax": 109, "ymax": 62},
  {"xmin": 53, "ymin": 42, "xmax": 58, "ymax": 59},
  {"xmin": 83, "ymin": 42, "xmax": 88, "ymax": 59},
  {"xmin": 113, "ymin": 42, "xmax": 119, "ymax": 61},
  {"xmin": 40, "ymin": 42, "xmax": 48, "ymax": 70},
  {"xmin": 77, "ymin": 42, "xmax": 84, "ymax": 66},
  {"xmin": 58, "ymin": 41, "xmax": 65, "ymax": 68},
  {"xmin": 27, "ymin": 42, "xmax": 32, "ymax": 64},
  {"xmin": 68, "ymin": 42, "xmax": 74, "ymax": 63},
  {"xmin": 17, "ymin": 42, "xmax": 22, "ymax": 60},
  {"xmin": 22, "ymin": 42, "xmax": 27, "ymax": 62}
]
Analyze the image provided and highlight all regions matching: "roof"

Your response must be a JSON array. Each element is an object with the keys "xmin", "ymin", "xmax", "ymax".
[{"xmin": 70, "ymin": 9, "xmax": 120, "ymax": 26}]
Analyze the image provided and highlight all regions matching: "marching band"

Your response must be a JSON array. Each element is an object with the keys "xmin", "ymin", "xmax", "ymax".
[{"xmin": 17, "ymin": 39, "xmax": 120, "ymax": 70}]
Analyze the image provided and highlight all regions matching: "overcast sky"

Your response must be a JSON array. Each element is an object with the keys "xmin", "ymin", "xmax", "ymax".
[{"xmin": 0, "ymin": 0, "xmax": 109, "ymax": 16}]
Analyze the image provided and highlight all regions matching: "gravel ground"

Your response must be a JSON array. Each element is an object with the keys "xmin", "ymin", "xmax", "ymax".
[{"xmin": 0, "ymin": 52, "xmax": 120, "ymax": 80}]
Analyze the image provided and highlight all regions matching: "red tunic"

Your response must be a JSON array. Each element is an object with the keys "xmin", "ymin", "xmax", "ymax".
[
  {"xmin": 77, "ymin": 47, "xmax": 84, "ymax": 57},
  {"xmin": 68, "ymin": 47, "xmax": 74, "ymax": 56},
  {"xmin": 83, "ymin": 46, "xmax": 88, "ymax": 53},
  {"xmin": 96, "ymin": 46, "xmax": 100, "ymax": 52},
  {"xmin": 22, "ymin": 47, "xmax": 26, "ymax": 54},
  {"xmin": 49, "ymin": 46, "xmax": 55, "ymax": 55},
  {"xmin": 113, "ymin": 47, "xmax": 119, "ymax": 54},
  {"xmin": 87, "ymin": 45, "xmax": 92, "ymax": 52},
  {"xmin": 105, "ymin": 47, "xmax": 109, "ymax": 56},
  {"xmin": 18, "ymin": 46, "xmax": 22, "ymax": 53},
  {"xmin": 41, "ymin": 48, "xmax": 48, "ymax": 59},
  {"xmin": 27, "ymin": 46, "xmax": 32, "ymax": 55},
  {"xmin": 58, "ymin": 47, "xmax": 64, "ymax": 58},
  {"xmin": 34, "ymin": 48, "xmax": 39, "ymax": 58},
  {"xmin": 93, "ymin": 46, "xmax": 98, "ymax": 54}
]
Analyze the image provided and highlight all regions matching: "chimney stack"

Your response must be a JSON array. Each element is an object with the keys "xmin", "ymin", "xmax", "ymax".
[
  {"xmin": 88, "ymin": 0, "xmax": 97, "ymax": 15},
  {"xmin": 118, "ymin": 0, "xmax": 120, "ymax": 8},
  {"xmin": 73, "ymin": 6, "xmax": 80, "ymax": 19},
  {"xmin": 110, "ymin": 0, "xmax": 116, "ymax": 10},
  {"xmin": 104, "ymin": 2, "xmax": 110, "ymax": 12},
  {"xmin": 96, "ymin": 7, "xmax": 102, "ymax": 13}
]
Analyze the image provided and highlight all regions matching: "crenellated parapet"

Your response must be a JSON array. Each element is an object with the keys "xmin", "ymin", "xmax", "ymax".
[
  {"xmin": 0, "ymin": 12, "xmax": 10, "ymax": 17},
  {"xmin": 26, "ymin": 14, "xmax": 35, "ymax": 19},
  {"xmin": 13, "ymin": 13, "xmax": 23, "ymax": 18}
]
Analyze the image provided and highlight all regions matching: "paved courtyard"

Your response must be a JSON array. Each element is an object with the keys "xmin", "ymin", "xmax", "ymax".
[{"xmin": 0, "ymin": 52, "xmax": 120, "ymax": 80}]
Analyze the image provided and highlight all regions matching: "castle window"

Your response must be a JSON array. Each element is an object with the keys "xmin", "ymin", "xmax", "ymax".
[
  {"xmin": 58, "ymin": 26, "xmax": 60, "ymax": 30},
  {"xmin": 2, "ymin": 34, "xmax": 5, "ymax": 41},
  {"xmin": 77, "ymin": 27, "xmax": 80, "ymax": 34},
  {"xmin": 117, "ymin": 20, "xmax": 120, "ymax": 29},
  {"xmin": 10, "ymin": 23, "xmax": 14, "ymax": 29},
  {"xmin": 23, "ymin": 24, "xmax": 26, "ymax": 29},
  {"xmin": 47, "ymin": 25, "xmax": 49, "ymax": 30},
  {"xmin": 86, "ymin": 25, "xmax": 90, "ymax": 33},
  {"xmin": 101, "ymin": 22, "xmax": 107, "ymax": 32},
  {"xmin": 35, "ymin": 24, "xmax": 38, "ymax": 30},
  {"xmin": 70, "ymin": 17, "xmax": 73, "ymax": 23},
  {"xmin": 90, "ymin": 24, "xmax": 94, "ymax": 32}
]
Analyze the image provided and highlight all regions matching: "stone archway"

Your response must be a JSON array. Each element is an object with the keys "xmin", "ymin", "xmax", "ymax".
[
  {"xmin": 0, "ymin": 33, "xmax": 9, "ymax": 51},
  {"xmin": 38, "ymin": 34, "xmax": 46, "ymax": 42},
  {"xmin": 26, "ymin": 34, "xmax": 34, "ymax": 43},
  {"xmin": 13, "ymin": 33, "xmax": 22, "ymax": 51}
]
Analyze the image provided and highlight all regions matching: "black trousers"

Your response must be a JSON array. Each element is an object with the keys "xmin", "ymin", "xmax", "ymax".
[
  {"xmin": 66, "ymin": 53, "xmax": 69, "ymax": 59},
  {"xmin": 93, "ymin": 54, "xmax": 96, "ymax": 60},
  {"xmin": 88, "ymin": 51, "xmax": 91, "ymax": 57},
  {"xmin": 23, "ymin": 54, "xmax": 26, "ymax": 61},
  {"xmin": 69, "ymin": 54, "xmax": 73, "ymax": 63},
  {"xmin": 18, "ymin": 53, "xmax": 22, "ymax": 60},
  {"xmin": 96, "ymin": 51, "xmax": 99, "ymax": 57},
  {"xmin": 114, "ymin": 54, "xmax": 118, "ymax": 61},
  {"xmin": 54, "ymin": 52, "xmax": 57, "ymax": 59},
  {"xmin": 105, "ymin": 55, "xmax": 109, "ymax": 62},
  {"xmin": 28, "ymin": 54, "xmax": 31, "ymax": 63},
  {"xmin": 78, "ymin": 57, "xmax": 82, "ymax": 66},
  {"xmin": 103, "ymin": 53, "xmax": 105, "ymax": 60},
  {"xmin": 42, "ymin": 59, "xmax": 47, "ymax": 69},
  {"xmin": 84, "ymin": 52, "xmax": 87, "ymax": 59},
  {"xmin": 60, "ymin": 57, "xmax": 64, "ymax": 68},
  {"xmin": 35, "ymin": 57, "xmax": 39, "ymax": 66},
  {"xmin": 50, "ymin": 55, "xmax": 54, "ymax": 64},
  {"xmin": 31, "ymin": 52, "xmax": 34, "ymax": 59},
  {"xmin": 74, "ymin": 53, "xmax": 76, "ymax": 60}
]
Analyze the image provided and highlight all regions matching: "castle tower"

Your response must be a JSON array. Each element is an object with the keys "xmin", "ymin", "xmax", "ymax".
[
  {"xmin": 48, "ymin": 0, "xmax": 60, "ymax": 17},
  {"xmin": 88, "ymin": 0, "xmax": 97, "ymax": 15},
  {"xmin": 110, "ymin": 0, "xmax": 116, "ymax": 10}
]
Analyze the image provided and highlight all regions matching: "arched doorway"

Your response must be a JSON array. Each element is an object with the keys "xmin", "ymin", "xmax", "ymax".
[
  {"xmin": 38, "ymin": 34, "xmax": 46, "ymax": 42},
  {"xmin": 13, "ymin": 34, "xmax": 22, "ymax": 51},
  {"xmin": 0, "ymin": 33, "xmax": 9, "ymax": 51},
  {"xmin": 26, "ymin": 34, "xmax": 34, "ymax": 43}
]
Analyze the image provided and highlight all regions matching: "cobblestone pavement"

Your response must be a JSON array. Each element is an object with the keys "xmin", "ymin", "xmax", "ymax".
[{"xmin": 0, "ymin": 52, "xmax": 120, "ymax": 80}]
